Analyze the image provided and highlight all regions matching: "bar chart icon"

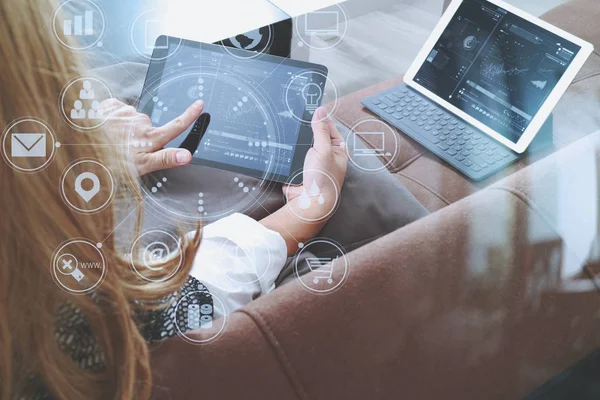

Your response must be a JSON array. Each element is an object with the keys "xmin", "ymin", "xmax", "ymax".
[{"xmin": 63, "ymin": 10, "xmax": 94, "ymax": 36}]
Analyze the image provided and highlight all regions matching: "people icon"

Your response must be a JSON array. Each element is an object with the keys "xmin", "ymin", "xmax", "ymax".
[
  {"xmin": 71, "ymin": 100, "xmax": 86, "ymax": 119},
  {"xmin": 79, "ymin": 80, "xmax": 95, "ymax": 100},
  {"xmin": 87, "ymin": 100, "xmax": 103, "ymax": 120}
]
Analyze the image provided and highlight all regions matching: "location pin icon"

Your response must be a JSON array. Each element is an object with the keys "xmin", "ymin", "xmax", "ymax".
[{"xmin": 74, "ymin": 172, "xmax": 101, "ymax": 203}]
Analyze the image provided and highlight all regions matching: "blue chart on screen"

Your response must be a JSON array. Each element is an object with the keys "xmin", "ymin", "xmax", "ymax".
[{"xmin": 413, "ymin": 0, "xmax": 581, "ymax": 143}]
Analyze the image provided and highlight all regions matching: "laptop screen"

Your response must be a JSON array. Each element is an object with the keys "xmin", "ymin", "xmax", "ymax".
[{"xmin": 413, "ymin": 0, "xmax": 581, "ymax": 143}]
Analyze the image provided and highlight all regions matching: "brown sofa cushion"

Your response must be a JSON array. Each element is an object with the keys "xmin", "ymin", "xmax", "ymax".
[
  {"xmin": 150, "ymin": 312, "xmax": 299, "ymax": 399},
  {"xmin": 543, "ymin": 0, "xmax": 600, "ymax": 51}
]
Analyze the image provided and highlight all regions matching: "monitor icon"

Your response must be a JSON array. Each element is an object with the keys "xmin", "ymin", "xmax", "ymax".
[
  {"xmin": 304, "ymin": 11, "xmax": 340, "ymax": 35},
  {"xmin": 353, "ymin": 132, "xmax": 392, "ymax": 157}
]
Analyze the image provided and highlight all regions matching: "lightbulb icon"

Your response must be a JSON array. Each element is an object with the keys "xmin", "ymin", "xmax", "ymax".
[{"xmin": 302, "ymin": 82, "xmax": 323, "ymax": 114}]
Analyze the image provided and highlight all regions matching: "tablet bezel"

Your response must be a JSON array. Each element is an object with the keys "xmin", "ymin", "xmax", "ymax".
[
  {"xmin": 138, "ymin": 36, "xmax": 328, "ymax": 185},
  {"xmin": 404, "ymin": 0, "xmax": 594, "ymax": 154}
]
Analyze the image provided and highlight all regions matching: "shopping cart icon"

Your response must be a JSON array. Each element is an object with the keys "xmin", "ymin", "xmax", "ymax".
[{"xmin": 307, "ymin": 256, "xmax": 339, "ymax": 284}]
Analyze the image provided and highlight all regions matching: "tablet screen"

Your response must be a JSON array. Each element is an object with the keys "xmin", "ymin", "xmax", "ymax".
[
  {"xmin": 138, "ymin": 39, "xmax": 328, "ymax": 183},
  {"xmin": 412, "ymin": 0, "xmax": 582, "ymax": 143}
]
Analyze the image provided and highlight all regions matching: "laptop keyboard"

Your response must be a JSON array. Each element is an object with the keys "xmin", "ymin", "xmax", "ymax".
[{"xmin": 362, "ymin": 83, "xmax": 520, "ymax": 181}]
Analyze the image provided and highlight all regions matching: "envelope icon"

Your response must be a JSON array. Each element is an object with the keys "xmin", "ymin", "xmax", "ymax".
[{"xmin": 11, "ymin": 133, "xmax": 46, "ymax": 158}]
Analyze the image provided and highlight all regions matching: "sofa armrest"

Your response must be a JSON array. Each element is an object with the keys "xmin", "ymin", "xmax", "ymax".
[
  {"xmin": 150, "ymin": 312, "xmax": 299, "ymax": 399},
  {"xmin": 151, "ymin": 131, "xmax": 600, "ymax": 399},
  {"xmin": 242, "ymin": 132, "xmax": 600, "ymax": 399}
]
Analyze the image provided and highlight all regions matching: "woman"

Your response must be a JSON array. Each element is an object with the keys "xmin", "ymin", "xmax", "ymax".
[{"xmin": 0, "ymin": 0, "xmax": 347, "ymax": 399}]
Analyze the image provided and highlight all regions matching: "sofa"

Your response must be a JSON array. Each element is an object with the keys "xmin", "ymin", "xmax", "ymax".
[{"xmin": 149, "ymin": 1, "xmax": 600, "ymax": 398}]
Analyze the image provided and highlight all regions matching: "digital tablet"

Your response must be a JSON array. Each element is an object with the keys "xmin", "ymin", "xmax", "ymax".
[
  {"xmin": 404, "ymin": 0, "xmax": 594, "ymax": 153},
  {"xmin": 137, "ymin": 37, "xmax": 329, "ymax": 184}
]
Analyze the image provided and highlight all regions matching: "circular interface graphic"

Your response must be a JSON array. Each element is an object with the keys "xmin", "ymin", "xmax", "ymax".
[
  {"xmin": 284, "ymin": 70, "xmax": 339, "ymax": 124},
  {"xmin": 1, "ymin": 118, "xmax": 57, "ymax": 173},
  {"xmin": 463, "ymin": 35, "xmax": 479, "ymax": 51},
  {"xmin": 294, "ymin": 238, "xmax": 349, "ymax": 294},
  {"xmin": 218, "ymin": 25, "xmax": 274, "ymax": 60},
  {"xmin": 174, "ymin": 290, "xmax": 228, "ymax": 345},
  {"xmin": 346, "ymin": 119, "xmax": 399, "ymax": 173},
  {"xmin": 285, "ymin": 169, "xmax": 340, "ymax": 223},
  {"xmin": 130, "ymin": 68, "xmax": 283, "ymax": 223},
  {"xmin": 52, "ymin": 239, "xmax": 106, "ymax": 294},
  {"xmin": 129, "ymin": 230, "xmax": 184, "ymax": 283},
  {"xmin": 60, "ymin": 77, "xmax": 113, "ymax": 131},
  {"xmin": 52, "ymin": 0, "xmax": 106, "ymax": 51},
  {"xmin": 294, "ymin": 4, "xmax": 350, "ymax": 51},
  {"xmin": 60, "ymin": 159, "xmax": 116, "ymax": 214},
  {"xmin": 130, "ymin": 9, "xmax": 183, "ymax": 61}
]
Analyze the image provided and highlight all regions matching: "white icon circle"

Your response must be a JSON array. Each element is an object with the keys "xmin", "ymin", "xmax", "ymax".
[
  {"xmin": 60, "ymin": 77, "xmax": 113, "ymax": 131},
  {"xmin": 346, "ymin": 119, "xmax": 399, "ymax": 173},
  {"xmin": 60, "ymin": 159, "xmax": 116, "ymax": 214},
  {"xmin": 52, "ymin": 0, "xmax": 106, "ymax": 51},
  {"xmin": 284, "ymin": 71, "xmax": 339, "ymax": 124},
  {"xmin": 129, "ymin": 9, "xmax": 183, "ymax": 61},
  {"xmin": 294, "ymin": 4, "xmax": 350, "ymax": 51},
  {"xmin": 219, "ymin": 25, "xmax": 274, "ymax": 60},
  {"xmin": 129, "ymin": 230, "xmax": 184, "ymax": 283},
  {"xmin": 52, "ymin": 239, "xmax": 106, "ymax": 294},
  {"xmin": 294, "ymin": 239, "xmax": 349, "ymax": 295},
  {"xmin": 285, "ymin": 169, "xmax": 340, "ymax": 223},
  {"xmin": 174, "ymin": 291, "xmax": 228, "ymax": 345},
  {"xmin": 1, "ymin": 118, "xmax": 57, "ymax": 173}
]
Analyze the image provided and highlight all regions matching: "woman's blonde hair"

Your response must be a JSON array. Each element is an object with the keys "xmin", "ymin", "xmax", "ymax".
[{"xmin": 0, "ymin": 0, "xmax": 199, "ymax": 398}]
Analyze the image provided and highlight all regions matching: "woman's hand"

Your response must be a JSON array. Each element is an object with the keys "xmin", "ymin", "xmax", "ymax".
[
  {"xmin": 102, "ymin": 99, "xmax": 205, "ymax": 176},
  {"xmin": 283, "ymin": 107, "xmax": 348, "ymax": 221},
  {"xmin": 261, "ymin": 107, "xmax": 348, "ymax": 255}
]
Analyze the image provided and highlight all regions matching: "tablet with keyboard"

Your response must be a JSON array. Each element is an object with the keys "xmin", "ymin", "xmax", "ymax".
[{"xmin": 363, "ymin": 0, "xmax": 593, "ymax": 181}]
